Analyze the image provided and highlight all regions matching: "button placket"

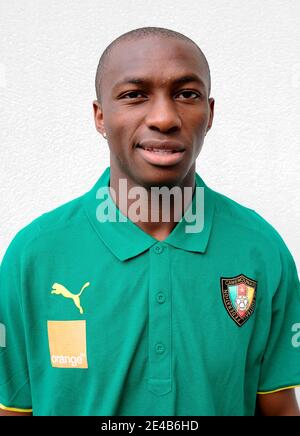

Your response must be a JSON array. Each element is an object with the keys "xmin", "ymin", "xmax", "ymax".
[{"xmin": 148, "ymin": 243, "xmax": 172, "ymax": 395}]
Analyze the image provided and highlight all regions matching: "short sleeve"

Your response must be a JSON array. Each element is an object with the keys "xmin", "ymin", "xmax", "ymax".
[
  {"xmin": 257, "ymin": 240, "xmax": 300, "ymax": 394},
  {"xmin": 0, "ymin": 231, "xmax": 33, "ymax": 412}
]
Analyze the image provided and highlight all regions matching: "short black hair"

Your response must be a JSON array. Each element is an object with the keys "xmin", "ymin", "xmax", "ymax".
[{"xmin": 95, "ymin": 26, "xmax": 211, "ymax": 103}]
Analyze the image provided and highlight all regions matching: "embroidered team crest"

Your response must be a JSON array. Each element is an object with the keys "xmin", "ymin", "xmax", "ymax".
[{"xmin": 220, "ymin": 274, "xmax": 257, "ymax": 327}]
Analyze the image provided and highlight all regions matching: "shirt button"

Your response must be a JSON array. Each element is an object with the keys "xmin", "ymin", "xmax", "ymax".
[
  {"xmin": 155, "ymin": 343, "xmax": 166, "ymax": 354},
  {"xmin": 154, "ymin": 245, "xmax": 164, "ymax": 254},
  {"xmin": 156, "ymin": 292, "xmax": 166, "ymax": 304}
]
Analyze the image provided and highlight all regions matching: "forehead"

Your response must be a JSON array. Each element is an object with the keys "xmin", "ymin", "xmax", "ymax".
[{"xmin": 102, "ymin": 37, "xmax": 209, "ymax": 92}]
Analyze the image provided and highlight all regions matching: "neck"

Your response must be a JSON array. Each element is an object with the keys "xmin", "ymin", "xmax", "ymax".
[{"xmin": 109, "ymin": 163, "xmax": 196, "ymax": 241}]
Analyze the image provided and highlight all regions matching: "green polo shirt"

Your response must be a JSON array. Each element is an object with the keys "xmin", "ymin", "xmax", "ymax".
[{"xmin": 0, "ymin": 166, "xmax": 299, "ymax": 416}]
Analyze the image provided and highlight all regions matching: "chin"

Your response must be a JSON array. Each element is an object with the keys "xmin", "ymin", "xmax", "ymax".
[{"xmin": 133, "ymin": 165, "xmax": 187, "ymax": 189}]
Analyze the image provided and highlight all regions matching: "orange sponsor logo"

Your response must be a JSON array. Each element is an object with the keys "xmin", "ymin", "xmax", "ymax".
[{"xmin": 47, "ymin": 320, "xmax": 88, "ymax": 368}]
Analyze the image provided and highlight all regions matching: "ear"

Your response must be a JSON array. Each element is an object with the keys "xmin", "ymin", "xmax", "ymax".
[
  {"xmin": 206, "ymin": 98, "xmax": 215, "ymax": 134},
  {"xmin": 93, "ymin": 100, "xmax": 106, "ymax": 136}
]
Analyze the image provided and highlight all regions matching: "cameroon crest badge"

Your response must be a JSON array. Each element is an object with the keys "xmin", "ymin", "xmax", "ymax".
[{"xmin": 220, "ymin": 274, "xmax": 257, "ymax": 327}]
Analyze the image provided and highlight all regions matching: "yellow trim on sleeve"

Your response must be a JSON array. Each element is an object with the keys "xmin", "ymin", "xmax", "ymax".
[
  {"xmin": 257, "ymin": 385, "xmax": 300, "ymax": 395},
  {"xmin": 0, "ymin": 403, "xmax": 32, "ymax": 413}
]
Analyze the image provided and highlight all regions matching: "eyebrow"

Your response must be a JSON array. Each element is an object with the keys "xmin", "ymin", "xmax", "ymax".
[{"xmin": 112, "ymin": 73, "xmax": 206, "ymax": 91}]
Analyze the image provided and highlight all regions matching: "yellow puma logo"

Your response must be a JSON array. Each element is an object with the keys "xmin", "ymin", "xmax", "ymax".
[{"xmin": 51, "ymin": 282, "xmax": 90, "ymax": 314}]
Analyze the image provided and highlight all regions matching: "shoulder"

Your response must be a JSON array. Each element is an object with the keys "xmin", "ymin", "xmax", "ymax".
[
  {"xmin": 1, "ymin": 193, "xmax": 87, "ymax": 267},
  {"xmin": 209, "ymin": 187, "xmax": 297, "ymax": 272}
]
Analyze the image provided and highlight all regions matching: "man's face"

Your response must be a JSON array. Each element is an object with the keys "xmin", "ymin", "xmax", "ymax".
[{"xmin": 93, "ymin": 37, "xmax": 214, "ymax": 188}]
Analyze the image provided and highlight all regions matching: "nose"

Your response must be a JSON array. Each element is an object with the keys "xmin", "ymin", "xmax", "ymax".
[{"xmin": 145, "ymin": 95, "xmax": 182, "ymax": 133}]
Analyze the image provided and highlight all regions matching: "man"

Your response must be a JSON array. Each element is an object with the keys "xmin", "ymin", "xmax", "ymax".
[{"xmin": 0, "ymin": 27, "xmax": 300, "ymax": 416}]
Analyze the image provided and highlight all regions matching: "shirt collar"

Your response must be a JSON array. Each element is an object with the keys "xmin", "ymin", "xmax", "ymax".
[{"xmin": 83, "ymin": 167, "xmax": 215, "ymax": 261}]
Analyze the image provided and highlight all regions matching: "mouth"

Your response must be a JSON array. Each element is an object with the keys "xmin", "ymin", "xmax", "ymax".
[{"xmin": 135, "ymin": 141, "xmax": 186, "ymax": 166}]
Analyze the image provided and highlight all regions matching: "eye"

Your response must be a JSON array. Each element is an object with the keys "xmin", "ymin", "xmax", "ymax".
[
  {"xmin": 176, "ymin": 90, "xmax": 200, "ymax": 99},
  {"xmin": 122, "ymin": 91, "xmax": 145, "ymax": 99}
]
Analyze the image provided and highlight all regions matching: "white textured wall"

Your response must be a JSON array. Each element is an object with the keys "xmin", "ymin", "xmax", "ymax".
[{"xmin": 0, "ymin": 0, "xmax": 299, "ymax": 408}]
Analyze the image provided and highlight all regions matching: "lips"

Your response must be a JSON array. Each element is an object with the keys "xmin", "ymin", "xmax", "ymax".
[
  {"xmin": 136, "ymin": 139, "xmax": 186, "ymax": 167},
  {"xmin": 138, "ymin": 147, "xmax": 179, "ymax": 154},
  {"xmin": 137, "ymin": 139, "xmax": 185, "ymax": 152}
]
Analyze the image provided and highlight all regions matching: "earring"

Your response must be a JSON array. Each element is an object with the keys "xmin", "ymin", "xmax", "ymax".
[{"xmin": 103, "ymin": 132, "xmax": 107, "ymax": 139}]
